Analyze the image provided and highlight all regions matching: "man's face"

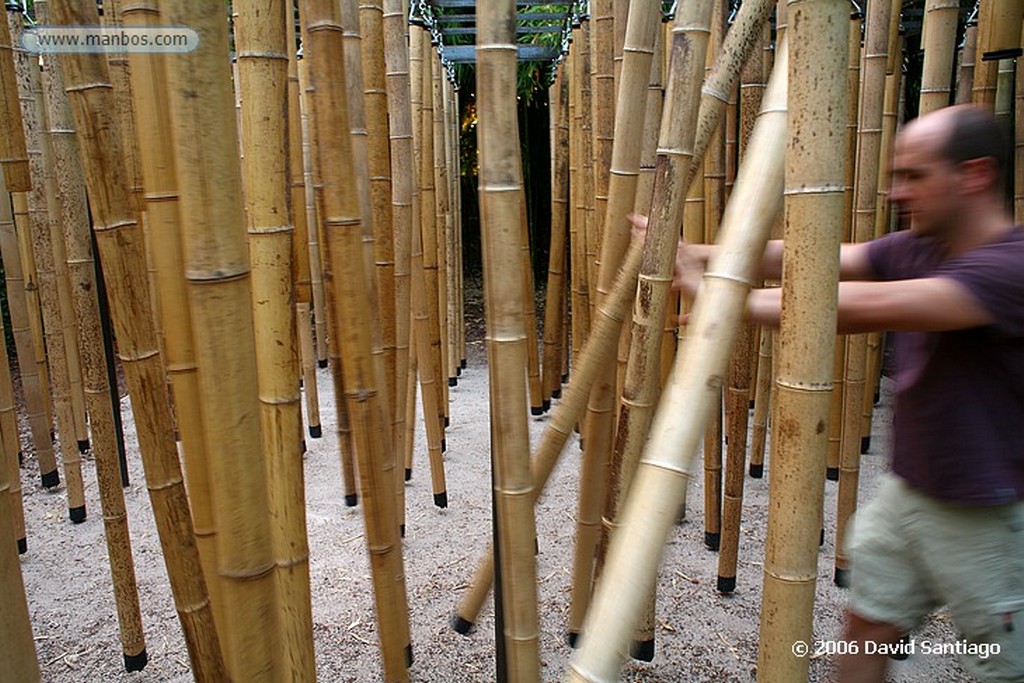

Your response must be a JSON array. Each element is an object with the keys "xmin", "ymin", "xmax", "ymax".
[{"xmin": 889, "ymin": 124, "xmax": 964, "ymax": 238}]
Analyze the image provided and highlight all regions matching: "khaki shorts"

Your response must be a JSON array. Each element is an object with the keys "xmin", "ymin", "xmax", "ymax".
[{"xmin": 848, "ymin": 474, "xmax": 1024, "ymax": 682}]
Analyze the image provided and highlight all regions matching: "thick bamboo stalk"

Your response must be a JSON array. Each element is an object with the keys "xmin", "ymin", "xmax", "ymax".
[
  {"xmin": 234, "ymin": 1, "xmax": 316, "ymax": 678},
  {"xmin": 972, "ymin": 0, "xmax": 1024, "ymax": 109},
  {"xmin": 0, "ymin": 468, "xmax": 39, "ymax": 681},
  {"xmin": 431, "ymin": 54, "xmax": 456, "ymax": 406},
  {"xmin": 755, "ymin": 1, "xmax": 848, "ymax": 679},
  {"xmin": 567, "ymin": 37, "xmax": 788, "ymax": 682},
  {"xmin": 955, "ymin": 22, "xmax": 978, "ymax": 104},
  {"xmin": 0, "ymin": 8, "xmax": 28, "ymax": 192},
  {"xmin": 300, "ymin": 1, "xmax": 413, "ymax": 677},
  {"xmin": 161, "ymin": 0, "xmax": 282, "ymax": 677},
  {"xmin": 543, "ymin": 68, "xmax": 570, "ymax": 406},
  {"xmin": 918, "ymin": 0, "xmax": 960, "ymax": 114},
  {"xmin": 569, "ymin": 1, "xmax": 661, "ymax": 642},
  {"xmin": 835, "ymin": 0, "xmax": 898, "ymax": 588},
  {"xmin": 476, "ymin": 4, "xmax": 540, "ymax": 675},
  {"xmin": 994, "ymin": 57, "xmax": 1015, "ymax": 124},
  {"xmin": 446, "ymin": 77, "xmax": 463, "ymax": 380},
  {"xmin": 572, "ymin": 23, "xmax": 593, "ymax": 363},
  {"xmin": 1017, "ymin": 18, "xmax": 1024, "ymax": 223},
  {"xmin": 49, "ymin": 1, "xmax": 227, "ymax": 678},
  {"xmin": 0, "ymin": 176, "xmax": 25, "ymax": 553},
  {"xmin": 7, "ymin": 10, "xmax": 84, "ymax": 514},
  {"xmin": 591, "ymin": 0, "xmax": 614, "ymax": 261}
]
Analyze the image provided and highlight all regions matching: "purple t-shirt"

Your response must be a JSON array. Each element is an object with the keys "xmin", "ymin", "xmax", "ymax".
[{"xmin": 867, "ymin": 227, "xmax": 1024, "ymax": 505}]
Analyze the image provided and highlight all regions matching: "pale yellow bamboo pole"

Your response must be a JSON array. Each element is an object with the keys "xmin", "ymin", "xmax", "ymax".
[
  {"xmin": 568, "ymin": 39, "xmax": 789, "ymax": 681},
  {"xmin": 636, "ymin": 21, "xmax": 664, "ymax": 218},
  {"xmin": 568, "ymin": 0, "xmax": 661, "ymax": 643},
  {"xmin": 955, "ymin": 22, "xmax": 978, "ymax": 104},
  {"xmin": 431, "ymin": 54, "xmax": 456, "ymax": 408},
  {"xmin": 835, "ymin": 0, "xmax": 898, "ymax": 588},
  {"xmin": 6, "ymin": 10, "xmax": 84, "ymax": 519},
  {"xmin": 0, "ymin": 177, "xmax": 25, "ymax": 553},
  {"xmin": 161, "ymin": 0, "xmax": 282, "ymax": 676},
  {"xmin": 300, "ymin": 2, "xmax": 413, "ymax": 677},
  {"xmin": 447, "ymin": 76, "xmax": 464, "ymax": 379},
  {"xmin": 477, "ymin": 4, "xmax": 541, "ymax": 675},
  {"xmin": 756, "ymin": 1, "xmax": 848, "ymax": 679},
  {"xmin": 519, "ymin": 188, "xmax": 545, "ymax": 417},
  {"xmin": 582, "ymin": 21, "xmax": 599, "ymax": 332},
  {"xmin": 543, "ymin": 68, "xmax": 570, "ymax": 407},
  {"xmin": 972, "ymin": 0, "xmax": 1024, "ymax": 109},
  {"xmin": 49, "ymin": 1, "xmax": 227, "ymax": 678},
  {"xmin": 0, "ymin": 6, "xmax": 29, "ymax": 193},
  {"xmin": 0, "ymin": 461, "xmax": 38, "ymax": 682},
  {"xmin": 919, "ymin": 0, "xmax": 961, "ymax": 115},
  {"xmin": 570, "ymin": 26, "xmax": 592, "ymax": 372},
  {"xmin": 234, "ymin": 1, "xmax": 316, "ymax": 677},
  {"xmin": 591, "ymin": 0, "xmax": 614, "ymax": 268}
]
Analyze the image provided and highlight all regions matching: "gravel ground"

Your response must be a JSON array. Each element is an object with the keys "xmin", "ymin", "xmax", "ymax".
[{"xmin": 13, "ymin": 332, "xmax": 975, "ymax": 682}]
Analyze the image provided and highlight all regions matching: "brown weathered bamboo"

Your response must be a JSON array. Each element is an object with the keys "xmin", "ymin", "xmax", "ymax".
[
  {"xmin": 161, "ymin": 0, "xmax": 282, "ymax": 676},
  {"xmin": 519, "ymin": 183, "xmax": 545, "ymax": 417},
  {"xmin": 1017, "ymin": 18, "xmax": 1024, "ymax": 223},
  {"xmin": 446, "ymin": 76, "xmax": 464, "ymax": 380},
  {"xmin": 0, "ymin": 7, "xmax": 28, "ymax": 192},
  {"xmin": 918, "ymin": 0, "xmax": 960, "ymax": 114},
  {"xmin": 993, "ymin": 56, "xmax": 1015, "ymax": 125},
  {"xmin": 476, "ymin": 4, "xmax": 540, "ymax": 674},
  {"xmin": 568, "ymin": 38, "xmax": 789, "ymax": 681},
  {"xmin": 756, "ymin": 1, "xmax": 848, "ymax": 679},
  {"xmin": 431, "ymin": 54, "xmax": 456, "ymax": 408},
  {"xmin": 569, "ymin": 1, "xmax": 661, "ymax": 643},
  {"xmin": 50, "ymin": 1, "xmax": 227, "ymax": 678},
  {"xmin": 300, "ymin": 0, "xmax": 413, "ymax": 677},
  {"xmin": 0, "ymin": 175, "xmax": 25, "ymax": 553},
  {"xmin": 955, "ymin": 21, "xmax": 978, "ymax": 104},
  {"xmin": 972, "ymin": 0, "xmax": 1024, "ymax": 109},
  {"xmin": 0, "ymin": 464, "xmax": 39, "ymax": 681},
  {"xmin": 591, "ymin": 0, "xmax": 614, "ymax": 264},
  {"xmin": 234, "ymin": 1, "xmax": 316, "ymax": 678},
  {"xmin": 569, "ymin": 26, "xmax": 592, "ymax": 373},
  {"xmin": 543, "ymin": 67, "xmax": 570, "ymax": 407}
]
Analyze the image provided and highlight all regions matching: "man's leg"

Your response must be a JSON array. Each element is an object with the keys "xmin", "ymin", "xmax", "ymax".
[{"xmin": 836, "ymin": 611, "xmax": 903, "ymax": 683}]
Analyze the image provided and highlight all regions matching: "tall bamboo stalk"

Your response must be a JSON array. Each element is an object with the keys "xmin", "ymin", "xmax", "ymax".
[
  {"xmin": 0, "ymin": 176, "xmax": 25, "ymax": 553},
  {"xmin": 918, "ymin": 0, "xmax": 960, "ymax": 114},
  {"xmin": 300, "ymin": 1, "xmax": 413, "ymax": 677},
  {"xmin": 0, "ymin": 464, "xmax": 38, "ymax": 681},
  {"xmin": 161, "ymin": 0, "xmax": 282, "ymax": 677},
  {"xmin": 1017, "ymin": 18, "xmax": 1024, "ymax": 223},
  {"xmin": 568, "ymin": 37, "xmax": 789, "ymax": 681},
  {"xmin": 49, "ymin": 1, "xmax": 227, "ymax": 678},
  {"xmin": 591, "ymin": 0, "xmax": 614, "ymax": 264},
  {"xmin": 972, "ymin": 0, "xmax": 1024, "ymax": 109},
  {"xmin": 756, "ymin": 1, "xmax": 848, "ymax": 679},
  {"xmin": 298, "ymin": 57, "xmax": 329, "ymax": 368},
  {"xmin": 543, "ymin": 68, "xmax": 570, "ymax": 406},
  {"xmin": 476, "ymin": 4, "xmax": 540, "ymax": 675},
  {"xmin": 955, "ymin": 21, "xmax": 978, "ymax": 104},
  {"xmin": 234, "ymin": 1, "xmax": 315, "ymax": 677},
  {"xmin": 835, "ymin": 0, "xmax": 898, "ymax": 588},
  {"xmin": 571, "ymin": 22, "xmax": 593, "ymax": 366},
  {"xmin": 569, "ymin": 1, "xmax": 661, "ymax": 643},
  {"xmin": 432, "ymin": 54, "xmax": 456, "ymax": 408}
]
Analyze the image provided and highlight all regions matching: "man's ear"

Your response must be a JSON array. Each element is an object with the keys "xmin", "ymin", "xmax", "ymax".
[{"xmin": 958, "ymin": 156, "xmax": 999, "ymax": 195}]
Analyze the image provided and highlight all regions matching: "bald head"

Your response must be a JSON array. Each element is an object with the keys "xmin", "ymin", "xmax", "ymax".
[{"xmin": 903, "ymin": 105, "xmax": 1010, "ymax": 193}]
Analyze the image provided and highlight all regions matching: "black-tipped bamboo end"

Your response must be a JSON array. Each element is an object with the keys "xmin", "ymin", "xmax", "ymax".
[
  {"xmin": 50, "ymin": 429, "xmax": 55, "ymax": 442},
  {"xmin": 749, "ymin": 463, "xmax": 764, "ymax": 478},
  {"xmin": 704, "ymin": 532, "xmax": 720, "ymax": 551},
  {"xmin": 826, "ymin": 466, "xmax": 840, "ymax": 481},
  {"xmin": 173, "ymin": 431, "xmax": 180, "ymax": 442},
  {"xmin": 317, "ymin": 359, "xmax": 328, "ymax": 369},
  {"xmin": 434, "ymin": 492, "xmax": 448, "ymax": 508},
  {"xmin": 749, "ymin": 399, "xmax": 755, "ymax": 410},
  {"xmin": 444, "ymin": 416, "xmax": 450, "ymax": 428},
  {"xmin": 399, "ymin": 524, "xmax": 405, "ymax": 538},
  {"xmin": 630, "ymin": 638, "xmax": 655, "ymax": 662},
  {"xmin": 834, "ymin": 566, "xmax": 850, "ymax": 588},
  {"xmin": 405, "ymin": 468, "xmax": 412, "ymax": 482},
  {"xmin": 531, "ymin": 405, "xmax": 544, "ymax": 416},
  {"xmin": 17, "ymin": 537, "xmax": 27, "ymax": 554},
  {"xmin": 452, "ymin": 614, "xmax": 474, "ymax": 635},
  {"xmin": 344, "ymin": 493, "xmax": 358, "ymax": 507},
  {"xmin": 874, "ymin": 388, "xmax": 881, "ymax": 405},
  {"xmin": 77, "ymin": 439, "xmax": 89, "ymax": 454},
  {"xmin": 889, "ymin": 636, "xmax": 911, "ymax": 661},
  {"xmin": 551, "ymin": 388, "xmax": 562, "ymax": 399},
  {"xmin": 561, "ymin": 373, "xmax": 569, "ymax": 384},
  {"xmin": 448, "ymin": 377, "xmax": 457, "ymax": 387},
  {"xmin": 717, "ymin": 576, "xmax": 736, "ymax": 594},
  {"xmin": 41, "ymin": 470, "xmax": 60, "ymax": 489},
  {"xmin": 542, "ymin": 399, "xmax": 551, "ymax": 412},
  {"xmin": 124, "ymin": 649, "xmax": 148, "ymax": 672},
  {"xmin": 456, "ymin": 366, "xmax": 462, "ymax": 376},
  {"xmin": 567, "ymin": 631, "xmax": 580, "ymax": 648},
  {"xmin": 861, "ymin": 436, "xmax": 871, "ymax": 453},
  {"xmin": 404, "ymin": 644, "xmax": 413, "ymax": 668},
  {"xmin": 461, "ymin": 358, "xmax": 467, "ymax": 370},
  {"xmin": 578, "ymin": 438, "xmax": 584, "ymax": 450},
  {"xmin": 309, "ymin": 424, "xmax": 322, "ymax": 438},
  {"xmin": 820, "ymin": 528, "xmax": 825, "ymax": 547},
  {"xmin": 69, "ymin": 506, "xmax": 86, "ymax": 524},
  {"xmin": 301, "ymin": 439, "xmax": 307, "ymax": 454},
  {"xmin": 17, "ymin": 450, "xmax": 22, "ymax": 465},
  {"xmin": 441, "ymin": 439, "xmax": 447, "ymax": 453}
]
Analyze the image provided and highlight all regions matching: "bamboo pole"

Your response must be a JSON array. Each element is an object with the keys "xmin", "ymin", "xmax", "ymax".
[
  {"xmin": 161, "ymin": 0, "xmax": 282, "ymax": 677},
  {"xmin": 1017, "ymin": 18, "xmax": 1024, "ymax": 224},
  {"xmin": 543, "ymin": 68, "xmax": 570, "ymax": 407},
  {"xmin": 835, "ymin": 0, "xmax": 898, "ymax": 588},
  {"xmin": 300, "ymin": 1, "xmax": 413, "ymax": 677},
  {"xmin": 0, "ymin": 176, "xmax": 25, "ymax": 553},
  {"xmin": 49, "ymin": 1, "xmax": 227, "ymax": 678},
  {"xmin": 569, "ymin": 1, "xmax": 661, "ymax": 643},
  {"xmin": 955, "ymin": 21, "xmax": 978, "ymax": 104},
  {"xmin": 993, "ymin": 56, "xmax": 1015, "ymax": 125},
  {"xmin": 572, "ymin": 21, "xmax": 593, "ymax": 367},
  {"xmin": 0, "ymin": 460, "xmax": 39, "ymax": 682},
  {"xmin": 591, "ymin": 0, "xmax": 614, "ymax": 265},
  {"xmin": 476, "ymin": 4, "xmax": 540, "ymax": 675},
  {"xmin": 918, "ymin": 0, "xmax": 961, "ymax": 115},
  {"xmin": 431, "ymin": 53, "xmax": 456, "ymax": 409},
  {"xmin": 568, "ymin": 38, "xmax": 789, "ymax": 682},
  {"xmin": 756, "ymin": 0, "xmax": 848, "ymax": 678},
  {"xmin": 298, "ymin": 58, "xmax": 329, "ymax": 369},
  {"xmin": 234, "ymin": 1, "xmax": 316, "ymax": 677},
  {"xmin": 972, "ymin": 0, "xmax": 1024, "ymax": 109}
]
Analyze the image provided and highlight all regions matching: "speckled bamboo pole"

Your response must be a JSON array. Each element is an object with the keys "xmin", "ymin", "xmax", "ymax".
[
  {"xmin": 0, "ymin": 463, "xmax": 38, "ymax": 681},
  {"xmin": 543, "ymin": 67, "xmax": 570, "ymax": 408},
  {"xmin": 49, "ymin": 0, "xmax": 227, "ymax": 678},
  {"xmin": 972, "ymin": 0, "xmax": 1024, "ymax": 109},
  {"xmin": 955, "ymin": 21, "xmax": 977, "ymax": 104},
  {"xmin": 756, "ymin": 1, "xmax": 848, "ymax": 679},
  {"xmin": 918, "ymin": 0, "xmax": 960, "ymax": 114},
  {"xmin": 0, "ymin": 175, "xmax": 25, "ymax": 554},
  {"xmin": 431, "ymin": 53, "xmax": 456, "ymax": 411}
]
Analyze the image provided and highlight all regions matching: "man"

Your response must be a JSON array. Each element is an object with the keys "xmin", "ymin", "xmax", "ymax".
[{"xmin": 663, "ymin": 104, "xmax": 1024, "ymax": 682}]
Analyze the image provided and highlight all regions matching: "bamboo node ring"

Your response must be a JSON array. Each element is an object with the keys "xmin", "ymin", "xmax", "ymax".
[
  {"xmin": 774, "ymin": 378, "xmax": 833, "ymax": 393},
  {"xmin": 702, "ymin": 271, "xmax": 755, "ymax": 287},
  {"xmin": 235, "ymin": 50, "xmax": 288, "ymax": 62}
]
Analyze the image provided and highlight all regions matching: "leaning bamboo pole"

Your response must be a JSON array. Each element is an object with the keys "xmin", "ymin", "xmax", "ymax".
[
  {"xmin": 7, "ymin": 10, "xmax": 84, "ymax": 515},
  {"xmin": 234, "ymin": 1, "xmax": 316, "ymax": 678},
  {"xmin": 835, "ymin": 0, "xmax": 898, "ymax": 588},
  {"xmin": 0, "ymin": 13, "xmax": 58, "ymax": 491},
  {"xmin": 543, "ymin": 68, "xmax": 570, "ymax": 407},
  {"xmin": 0, "ymin": 176, "xmax": 25, "ymax": 553},
  {"xmin": 567, "ymin": 36, "xmax": 789, "ymax": 682},
  {"xmin": 300, "ymin": 1, "xmax": 413, "ymax": 677},
  {"xmin": 569, "ymin": 1, "xmax": 661, "ymax": 643},
  {"xmin": 476, "ymin": 4, "xmax": 540, "ymax": 675},
  {"xmin": 49, "ymin": 1, "xmax": 227, "ymax": 678},
  {"xmin": 161, "ymin": 0, "xmax": 282, "ymax": 677},
  {"xmin": 0, "ymin": 462, "xmax": 39, "ymax": 682},
  {"xmin": 918, "ymin": 0, "xmax": 960, "ymax": 114},
  {"xmin": 756, "ymin": 0, "xmax": 848, "ymax": 679}
]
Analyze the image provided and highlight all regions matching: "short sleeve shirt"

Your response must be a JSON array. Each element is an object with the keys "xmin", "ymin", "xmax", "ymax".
[{"xmin": 867, "ymin": 227, "xmax": 1024, "ymax": 505}]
